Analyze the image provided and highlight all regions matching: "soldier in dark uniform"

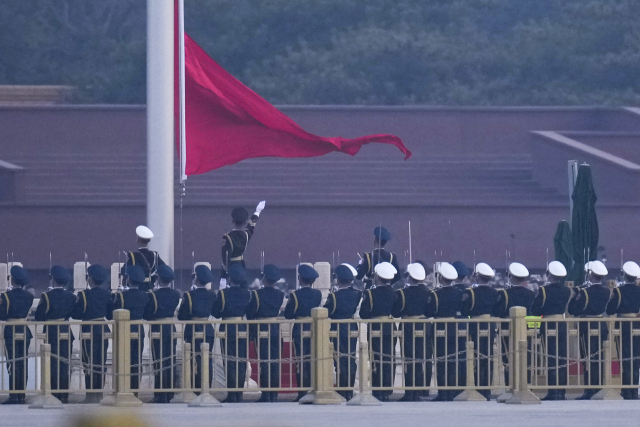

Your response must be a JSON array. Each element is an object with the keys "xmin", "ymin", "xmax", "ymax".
[
  {"xmin": 492, "ymin": 262, "xmax": 535, "ymax": 388},
  {"xmin": 109, "ymin": 265, "xmax": 149, "ymax": 392},
  {"xmin": 359, "ymin": 262, "xmax": 397, "ymax": 401},
  {"xmin": 531, "ymin": 261, "xmax": 572, "ymax": 401},
  {"xmin": 452, "ymin": 261, "xmax": 471, "ymax": 291},
  {"xmin": 0, "ymin": 266, "xmax": 34, "ymax": 404},
  {"xmin": 126, "ymin": 225, "xmax": 166, "ymax": 292},
  {"xmin": 425, "ymin": 262, "xmax": 464, "ymax": 401},
  {"xmin": 568, "ymin": 260, "xmax": 610, "ymax": 400},
  {"xmin": 284, "ymin": 264, "xmax": 322, "ymax": 402},
  {"xmin": 460, "ymin": 263, "xmax": 498, "ymax": 400},
  {"xmin": 356, "ymin": 226, "xmax": 401, "ymax": 288},
  {"xmin": 220, "ymin": 201, "xmax": 266, "ymax": 288},
  {"xmin": 606, "ymin": 261, "xmax": 640, "ymax": 400},
  {"xmin": 177, "ymin": 265, "xmax": 216, "ymax": 396},
  {"xmin": 324, "ymin": 264, "xmax": 361, "ymax": 401},
  {"xmin": 35, "ymin": 265, "xmax": 76, "ymax": 403},
  {"xmin": 246, "ymin": 264, "xmax": 285, "ymax": 403},
  {"xmin": 145, "ymin": 265, "xmax": 180, "ymax": 403},
  {"xmin": 213, "ymin": 264, "xmax": 251, "ymax": 403},
  {"xmin": 71, "ymin": 264, "xmax": 112, "ymax": 403},
  {"xmin": 392, "ymin": 263, "xmax": 429, "ymax": 401}
]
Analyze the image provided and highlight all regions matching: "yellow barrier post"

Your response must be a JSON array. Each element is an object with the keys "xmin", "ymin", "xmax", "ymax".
[
  {"xmin": 101, "ymin": 309, "xmax": 142, "ymax": 407},
  {"xmin": 299, "ymin": 308, "xmax": 342, "ymax": 404},
  {"xmin": 592, "ymin": 340, "xmax": 623, "ymax": 400},
  {"xmin": 188, "ymin": 342, "xmax": 222, "ymax": 407},
  {"xmin": 454, "ymin": 340, "xmax": 486, "ymax": 401},
  {"xmin": 505, "ymin": 340, "xmax": 540, "ymax": 404},
  {"xmin": 347, "ymin": 340, "xmax": 381, "ymax": 406},
  {"xmin": 497, "ymin": 306, "xmax": 527, "ymax": 402},
  {"xmin": 28, "ymin": 343, "xmax": 63, "ymax": 409},
  {"xmin": 171, "ymin": 341, "xmax": 197, "ymax": 403}
]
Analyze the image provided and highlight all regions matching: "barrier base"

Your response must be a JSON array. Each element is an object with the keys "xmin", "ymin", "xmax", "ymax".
[
  {"xmin": 298, "ymin": 390, "xmax": 343, "ymax": 405},
  {"xmin": 171, "ymin": 391, "xmax": 197, "ymax": 404},
  {"xmin": 346, "ymin": 392, "xmax": 381, "ymax": 406},
  {"xmin": 100, "ymin": 392, "xmax": 142, "ymax": 407},
  {"xmin": 453, "ymin": 389, "xmax": 487, "ymax": 402},
  {"xmin": 505, "ymin": 390, "xmax": 541, "ymax": 405},
  {"xmin": 496, "ymin": 391, "xmax": 513, "ymax": 403},
  {"xmin": 28, "ymin": 394, "xmax": 63, "ymax": 409},
  {"xmin": 591, "ymin": 389, "xmax": 623, "ymax": 401},
  {"xmin": 188, "ymin": 392, "xmax": 222, "ymax": 407}
]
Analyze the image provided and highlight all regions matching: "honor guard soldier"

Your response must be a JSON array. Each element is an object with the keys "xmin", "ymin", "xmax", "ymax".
[
  {"xmin": 0, "ymin": 266, "xmax": 34, "ymax": 404},
  {"xmin": 324, "ymin": 263, "xmax": 361, "ymax": 401},
  {"xmin": 246, "ymin": 264, "xmax": 285, "ymax": 403},
  {"xmin": 460, "ymin": 262, "xmax": 498, "ymax": 400},
  {"xmin": 71, "ymin": 264, "xmax": 112, "ymax": 403},
  {"xmin": 606, "ymin": 261, "xmax": 640, "ymax": 400},
  {"xmin": 359, "ymin": 262, "xmax": 397, "ymax": 401},
  {"xmin": 126, "ymin": 225, "xmax": 166, "ymax": 292},
  {"xmin": 284, "ymin": 264, "xmax": 322, "ymax": 402},
  {"xmin": 452, "ymin": 261, "xmax": 472, "ymax": 291},
  {"xmin": 35, "ymin": 266, "xmax": 76, "ymax": 403},
  {"xmin": 220, "ymin": 201, "xmax": 266, "ymax": 289},
  {"xmin": 145, "ymin": 265, "xmax": 180, "ymax": 403},
  {"xmin": 392, "ymin": 263, "xmax": 430, "ymax": 401},
  {"xmin": 492, "ymin": 262, "xmax": 535, "ymax": 387},
  {"xmin": 425, "ymin": 262, "xmax": 464, "ymax": 401},
  {"xmin": 568, "ymin": 260, "xmax": 610, "ymax": 400},
  {"xmin": 213, "ymin": 264, "xmax": 251, "ymax": 403},
  {"xmin": 356, "ymin": 226, "xmax": 401, "ymax": 288},
  {"xmin": 109, "ymin": 265, "xmax": 149, "ymax": 392},
  {"xmin": 531, "ymin": 261, "xmax": 571, "ymax": 401},
  {"xmin": 177, "ymin": 265, "xmax": 216, "ymax": 396}
]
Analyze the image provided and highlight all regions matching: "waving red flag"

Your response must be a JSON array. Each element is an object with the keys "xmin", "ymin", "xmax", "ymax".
[{"xmin": 174, "ymin": 12, "xmax": 410, "ymax": 176}]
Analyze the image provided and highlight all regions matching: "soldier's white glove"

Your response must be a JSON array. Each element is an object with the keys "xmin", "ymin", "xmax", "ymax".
[
  {"xmin": 219, "ymin": 278, "xmax": 228, "ymax": 290},
  {"xmin": 254, "ymin": 200, "xmax": 266, "ymax": 216}
]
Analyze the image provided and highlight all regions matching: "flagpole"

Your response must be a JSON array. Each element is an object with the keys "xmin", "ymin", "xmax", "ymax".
[{"xmin": 178, "ymin": 0, "xmax": 187, "ymax": 184}]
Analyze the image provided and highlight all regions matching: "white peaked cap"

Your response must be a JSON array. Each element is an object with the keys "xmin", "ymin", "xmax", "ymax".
[
  {"xmin": 585, "ymin": 261, "xmax": 608, "ymax": 277},
  {"xmin": 375, "ymin": 262, "xmax": 397, "ymax": 280},
  {"xmin": 341, "ymin": 263, "xmax": 358, "ymax": 278},
  {"xmin": 406, "ymin": 263, "xmax": 426, "ymax": 281},
  {"xmin": 623, "ymin": 261, "xmax": 640, "ymax": 279},
  {"xmin": 437, "ymin": 262, "xmax": 458, "ymax": 281},
  {"xmin": 509, "ymin": 262, "xmax": 529, "ymax": 278},
  {"xmin": 548, "ymin": 261, "xmax": 567, "ymax": 278},
  {"xmin": 136, "ymin": 225, "xmax": 154, "ymax": 239},
  {"xmin": 475, "ymin": 262, "xmax": 495, "ymax": 278}
]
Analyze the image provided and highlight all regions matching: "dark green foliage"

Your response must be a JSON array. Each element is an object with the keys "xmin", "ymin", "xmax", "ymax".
[{"xmin": 1, "ymin": 0, "xmax": 639, "ymax": 105}]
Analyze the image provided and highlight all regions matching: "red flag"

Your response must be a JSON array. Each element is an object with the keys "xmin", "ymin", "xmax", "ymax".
[{"xmin": 174, "ymin": 12, "xmax": 411, "ymax": 176}]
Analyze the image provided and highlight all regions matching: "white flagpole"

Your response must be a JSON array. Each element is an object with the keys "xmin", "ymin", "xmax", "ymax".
[{"xmin": 178, "ymin": 0, "xmax": 187, "ymax": 184}]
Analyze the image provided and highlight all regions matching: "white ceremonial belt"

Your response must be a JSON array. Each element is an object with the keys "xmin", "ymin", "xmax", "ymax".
[
  {"xmin": 258, "ymin": 317, "xmax": 278, "ymax": 321},
  {"xmin": 223, "ymin": 317, "xmax": 243, "ymax": 321},
  {"xmin": 229, "ymin": 256, "xmax": 243, "ymax": 262}
]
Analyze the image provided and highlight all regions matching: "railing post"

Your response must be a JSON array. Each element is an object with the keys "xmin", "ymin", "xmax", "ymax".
[
  {"xmin": 454, "ymin": 340, "xmax": 486, "ymax": 401},
  {"xmin": 498, "ymin": 306, "xmax": 527, "ymax": 403},
  {"xmin": 592, "ymin": 340, "xmax": 623, "ymax": 400},
  {"xmin": 346, "ymin": 340, "xmax": 381, "ymax": 406},
  {"xmin": 29, "ymin": 343, "xmax": 62, "ymax": 409},
  {"xmin": 505, "ymin": 340, "xmax": 540, "ymax": 404},
  {"xmin": 171, "ymin": 341, "xmax": 197, "ymax": 403},
  {"xmin": 188, "ymin": 342, "xmax": 221, "ymax": 406},
  {"xmin": 299, "ymin": 307, "xmax": 342, "ymax": 404},
  {"xmin": 100, "ymin": 309, "xmax": 142, "ymax": 407}
]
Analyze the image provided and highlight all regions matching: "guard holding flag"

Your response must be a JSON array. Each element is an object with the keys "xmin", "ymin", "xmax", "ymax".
[
  {"xmin": 356, "ymin": 226, "xmax": 401, "ymax": 288},
  {"xmin": 0, "ymin": 266, "xmax": 34, "ymax": 404},
  {"xmin": 246, "ymin": 264, "xmax": 285, "ymax": 403},
  {"xmin": 145, "ymin": 265, "xmax": 181, "ymax": 403},
  {"xmin": 35, "ymin": 266, "xmax": 76, "ymax": 403},
  {"xmin": 220, "ymin": 201, "xmax": 266, "ymax": 289},
  {"xmin": 126, "ymin": 225, "xmax": 166, "ymax": 292},
  {"xmin": 71, "ymin": 264, "xmax": 112, "ymax": 403}
]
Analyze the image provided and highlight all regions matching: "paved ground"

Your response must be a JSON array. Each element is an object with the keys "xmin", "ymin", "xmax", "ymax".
[{"xmin": 0, "ymin": 401, "xmax": 638, "ymax": 427}]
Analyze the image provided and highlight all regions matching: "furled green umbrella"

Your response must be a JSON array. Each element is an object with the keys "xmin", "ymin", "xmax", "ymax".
[
  {"xmin": 568, "ymin": 164, "xmax": 599, "ymax": 284},
  {"xmin": 553, "ymin": 220, "xmax": 572, "ymax": 283}
]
